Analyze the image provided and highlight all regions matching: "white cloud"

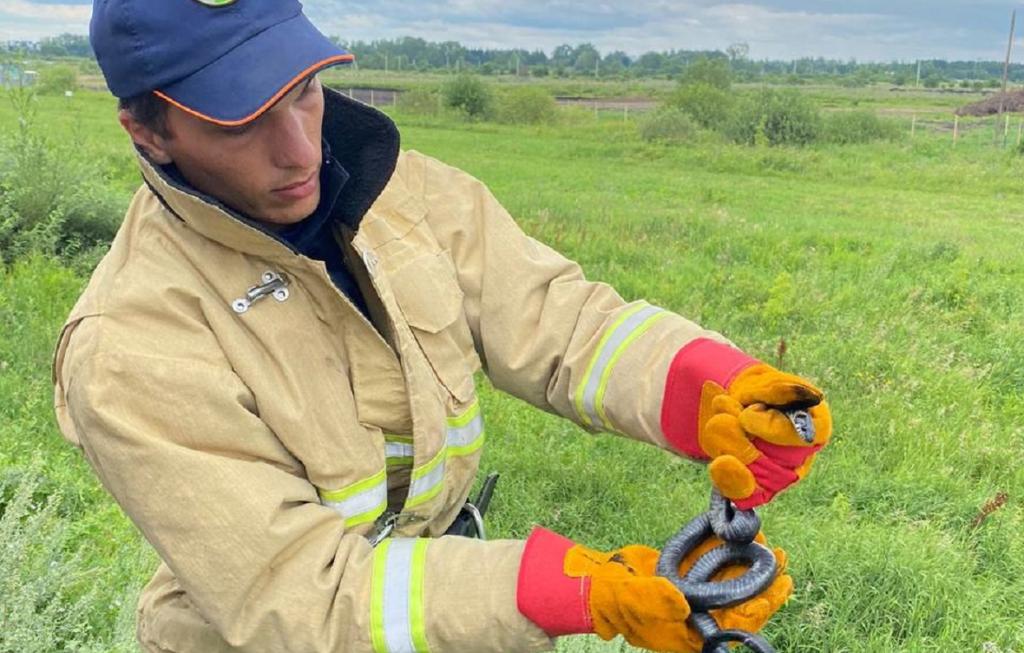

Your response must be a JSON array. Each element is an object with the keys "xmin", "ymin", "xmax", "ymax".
[
  {"xmin": 0, "ymin": 0, "xmax": 91, "ymax": 41},
  {"xmin": 0, "ymin": 0, "xmax": 1013, "ymax": 62},
  {"xmin": 2, "ymin": 0, "xmax": 91, "ymax": 21}
]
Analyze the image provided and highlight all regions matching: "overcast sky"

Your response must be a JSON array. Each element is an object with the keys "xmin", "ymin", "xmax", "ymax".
[{"xmin": 4, "ymin": 0, "xmax": 1024, "ymax": 62}]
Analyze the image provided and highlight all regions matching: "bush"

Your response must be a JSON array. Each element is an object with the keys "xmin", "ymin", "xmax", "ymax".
[
  {"xmin": 496, "ymin": 86, "xmax": 557, "ymax": 125},
  {"xmin": 679, "ymin": 56, "xmax": 732, "ymax": 91},
  {"xmin": 0, "ymin": 464, "xmax": 142, "ymax": 652},
  {"xmin": 668, "ymin": 82, "xmax": 735, "ymax": 131},
  {"xmin": 36, "ymin": 65, "xmax": 78, "ymax": 96},
  {"xmin": 637, "ymin": 108, "xmax": 700, "ymax": 144},
  {"xmin": 0, "ymin": 105, "xmax": 124, "ymax": 268},
  {"xmin": 726, "ymin": 89, "xmax": 822, "ymax": 147},
  {"xmin": 0, "ymin": 465, "xmax": 96, "ymax": 651},
  {"xmin": 397, "ymin": 88, "xmax": 441, "ymax": 116},
  {"xmin": 822, "ymin": 110, "xmax": 902, "ymax": 145},
  {"xmin": 441, "ymin": 74, "xmax": 494, "ymax": 120}
]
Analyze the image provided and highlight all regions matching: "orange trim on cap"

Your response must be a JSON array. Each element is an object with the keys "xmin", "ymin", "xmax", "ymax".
[{"xmin": 153, "ymin": 53, "xmax": 355, "ymax": 127}]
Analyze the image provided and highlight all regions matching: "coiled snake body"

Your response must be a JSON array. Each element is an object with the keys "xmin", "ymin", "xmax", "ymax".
[{"xmin": 655, "ymin": 490, "xmax": 779, "ymax": 653}]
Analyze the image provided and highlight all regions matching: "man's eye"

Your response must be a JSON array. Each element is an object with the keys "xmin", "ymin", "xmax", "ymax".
[{"xmin": 223, "ymin": 123, "xmax": 253, "ymax": 136}]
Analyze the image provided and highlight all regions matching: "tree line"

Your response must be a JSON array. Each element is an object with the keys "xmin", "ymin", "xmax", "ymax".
[{"xmin": 5, "ymin": 32, "xmax": 1024, "ymax": 85}]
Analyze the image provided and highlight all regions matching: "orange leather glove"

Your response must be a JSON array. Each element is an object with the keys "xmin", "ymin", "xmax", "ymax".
[
  {"xmin": 662, "ymin": 339, "xmax": 833, "ymax": 509},
  {"xmin": 517, "ymin": 528, "xmax": 792, "ymax": 653}
]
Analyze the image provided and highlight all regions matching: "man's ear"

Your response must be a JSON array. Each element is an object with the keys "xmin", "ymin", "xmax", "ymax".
[{"xmin": 118, "ymin": 109, "xmax": 173, "ymax": 165}]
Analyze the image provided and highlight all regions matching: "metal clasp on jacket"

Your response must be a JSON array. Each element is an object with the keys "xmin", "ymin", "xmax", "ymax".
[
  {"xmin": 232, "ymin": 271, "xmax": 290, "ymax": 314},
  {"xmin": 367, "ymin": 511, "xmax": 400, "ymax": 547}
]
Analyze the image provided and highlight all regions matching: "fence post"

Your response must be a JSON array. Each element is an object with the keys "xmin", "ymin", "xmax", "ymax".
[
  {"xmin": 953, "ymin": 115, "xmax": 960, "ymax": 146},
  {"xmin": 911, "ymin": 114, "xmax": 917, "ymax": 138},
  {"xmin": 370, "ymin": 89, "xmax": 375, "ymax": 106},
  {"xmin": 1017, "ymin": 120, "xmax": 1023, "ymax": 147}
]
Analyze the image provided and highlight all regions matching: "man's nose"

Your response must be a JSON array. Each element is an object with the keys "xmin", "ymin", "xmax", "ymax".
[{"xmin": 268, "ymin": 108, "xmax": 319, "ymax": 169}]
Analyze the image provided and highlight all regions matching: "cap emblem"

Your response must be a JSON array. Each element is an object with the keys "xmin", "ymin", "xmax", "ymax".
[{"xmin": 192, "ymin": 0, "xmax": 238, "ymax": 7}]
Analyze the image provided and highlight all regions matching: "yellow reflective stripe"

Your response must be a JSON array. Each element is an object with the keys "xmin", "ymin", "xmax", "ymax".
[
  {"xmin": 446, "ymin": 432, "xmax": 484, "ymax": 458},
  {"xmin": 371, "ymin": 540, "xmax": 390, "ymax": 653},
  {"xmin": 385, "ymin": 434, "xmax": 414, "ymax": 444},
  {"xmin": 409, "ymin": 540, "xmax": 430, "ymax": 652},
  {"xmin": 446, "ymin": 398, "xmax": 480, "ymax": 428},
  {"xmin": 319, "ymin": 469, "xmax": 386, "ymax": 502},
  {"xmin": 318, "ymin": 469, "xmax": 387, "ymax": 527},
  {"xmin": 575, "ymin": 304, "xmax": 667, "ymax": 430},
  {"xmin": 371, "ymin": 539, "xmax": 430, "ymax": 653}
]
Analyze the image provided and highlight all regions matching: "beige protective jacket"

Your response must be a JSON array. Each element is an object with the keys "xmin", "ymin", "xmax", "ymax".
[{"xmin": 52, "ymin": 89, "xmax": 725, "ymax": 653}]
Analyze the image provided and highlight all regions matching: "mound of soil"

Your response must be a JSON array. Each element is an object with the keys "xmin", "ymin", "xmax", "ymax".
[{"xmin": 957, "ymin": 90, "xmax": 1024, "ymax": 116}]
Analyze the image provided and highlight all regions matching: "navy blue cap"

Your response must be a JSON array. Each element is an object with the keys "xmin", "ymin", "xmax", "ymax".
[{"xmin": 90, "ymin": 0, "xmax": 353, "ymax": 125}]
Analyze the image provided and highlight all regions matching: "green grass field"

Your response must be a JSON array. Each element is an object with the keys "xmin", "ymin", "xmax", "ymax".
[{"xmin": 1, "ymin": 85, "xmax": 1023, "ymax": 652}]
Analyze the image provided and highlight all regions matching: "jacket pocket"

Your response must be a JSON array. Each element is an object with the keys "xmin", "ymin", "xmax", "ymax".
[{"xmin": 388, "ymin": 250, "xmax": 478, "ymax": 402}]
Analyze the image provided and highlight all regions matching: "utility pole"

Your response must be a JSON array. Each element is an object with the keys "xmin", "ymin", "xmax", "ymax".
[
  {"xmin": 916, "ymin": 60, "xmax": 922, "ymax": 88},
  {"xmin": 1002, "ymin": 9, "xmax": 1016, "ymax": 97},
  {"xmin": 999, "ymin": 9, "xmax": 1017, "ymax": 146}
]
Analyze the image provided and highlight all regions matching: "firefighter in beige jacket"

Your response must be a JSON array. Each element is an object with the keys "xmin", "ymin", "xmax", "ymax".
[{"xmin": 55, "ymin": 2, "xmax": 833, "ymax": 652}]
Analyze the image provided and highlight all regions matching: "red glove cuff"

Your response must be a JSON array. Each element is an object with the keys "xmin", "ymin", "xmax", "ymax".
[
  {"xmin": 661, "ymin": 338, "xmax": 758, "ymax": 459},
  {"xmin": 516, "ymin": 527, "xmax": 593, "ymax": 636}
]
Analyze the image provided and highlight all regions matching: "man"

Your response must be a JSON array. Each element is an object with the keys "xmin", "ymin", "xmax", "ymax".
[{"xmin": 53, "ymin": 1, "xmax": 833, "ymax": 652}]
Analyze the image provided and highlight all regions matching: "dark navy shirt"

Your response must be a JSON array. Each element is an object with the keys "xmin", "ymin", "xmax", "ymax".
[{"xmin": 277, "ymin": 141, "xmax": 371, "ymax": 319}]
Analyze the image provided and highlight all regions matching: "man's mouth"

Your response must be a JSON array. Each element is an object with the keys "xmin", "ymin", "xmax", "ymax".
[{"xmin": 272, "ymin": 170, "xmax": 318, "ymax": 200}]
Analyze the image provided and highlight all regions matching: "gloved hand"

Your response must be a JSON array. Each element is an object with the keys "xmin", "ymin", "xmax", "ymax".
[
  {"xmin": 661, "ymin": 339, "xmax": 833, "ymax": 510},
  {"xmin": 517, "ymin": 528, "xmax": 792, "ymax": 653},
  {"xmin": 700, "ymin": 364, "xmax": 832, "ymax": 509}
]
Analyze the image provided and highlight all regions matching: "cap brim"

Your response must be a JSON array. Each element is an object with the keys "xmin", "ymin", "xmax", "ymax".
[{"xmin": 154, "ymin": 12, "xmax": 353, "ymax": 126}]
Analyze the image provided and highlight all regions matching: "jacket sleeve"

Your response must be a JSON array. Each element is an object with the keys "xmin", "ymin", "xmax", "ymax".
[
  {"xmin": 57, "ymin": 319, "xmax": 552, "ymax": 653},
  {"xmin": 409, "ymin": 152, "xmax": 750, "ymax": 455}
]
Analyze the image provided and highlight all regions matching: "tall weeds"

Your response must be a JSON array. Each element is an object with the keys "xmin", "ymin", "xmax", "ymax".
[
  {"xmin": 0, "ymin": 87, "xmax": 125, "ymax": 271},
  {"xmin": 0, "ymin": 464, "xmax": 138, "ymax": 652}
]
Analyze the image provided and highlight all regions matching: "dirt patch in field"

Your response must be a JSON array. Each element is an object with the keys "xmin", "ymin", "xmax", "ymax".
[
  {"xmin": 957, "ymin": 90, "xmax": 1024, "ymax": 116},
  {"xmin": 555, "ymin": 96, "xmax": 658, "ymax": 111}
]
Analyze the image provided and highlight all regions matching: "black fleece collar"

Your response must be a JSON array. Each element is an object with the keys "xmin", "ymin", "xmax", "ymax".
[{"xmin": 319, "ymin": 86, "xmax": 401, "ymax": 229}]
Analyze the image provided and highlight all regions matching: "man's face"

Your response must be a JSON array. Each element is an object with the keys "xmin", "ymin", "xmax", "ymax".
[{"xmin": 131, "ymin": 76, "xmax": 325, "ymax": 227}]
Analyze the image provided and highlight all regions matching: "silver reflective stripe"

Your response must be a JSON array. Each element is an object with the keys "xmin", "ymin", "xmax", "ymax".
[
  {"xmin": 371, "ymin": 539, "xmax": 429, "ymax": 653},
  {"xmin": 382, "ymin": 540, "xmax": 417, "ymax": 653},
  {"xmin": 446, "ymin": 412, "xmax": 483, "ymax": 452},
  {"xmin": 319, "ymin": 470, "xmax": 387, "ymax": 527},
  {"xmin": 406, "ymin": 452, "xmax": 445, "ymax": 508},
  {"xmin": 405, "ymin": 402, "xmax": 485, "ymax": 509},
  {"xmin": 386, "ymin": 441, "xmax": 415, "ymax": 459},
  {"xmin": 576, "ymin": 304, "xmax": 667, "ymax": 430},
  {"xmin": 322, "ymin": 488, "xmax": 385, "ymax": 523}
]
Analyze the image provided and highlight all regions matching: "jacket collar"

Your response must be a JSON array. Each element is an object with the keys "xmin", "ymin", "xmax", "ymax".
[{"xmin": 136, "ymin": 86, "xmax": 401, "ymax": 260}]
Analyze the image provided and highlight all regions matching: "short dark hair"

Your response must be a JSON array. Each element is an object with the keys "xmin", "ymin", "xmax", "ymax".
[{"xmin": 118, "ymin": 92, "xmax": 170, "ymax": 137}]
